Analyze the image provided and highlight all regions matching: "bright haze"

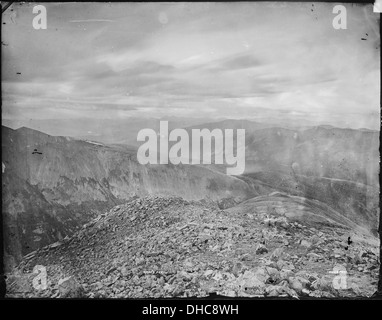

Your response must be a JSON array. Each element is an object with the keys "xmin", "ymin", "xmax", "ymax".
[{"xmin": 2, "ymin": 2, "xmax": 380, "ymax": 134}]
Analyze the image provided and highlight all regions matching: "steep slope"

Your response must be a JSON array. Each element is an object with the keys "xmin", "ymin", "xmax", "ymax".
[
  {"xmin": 185, "ymin": 121, "xmax": 379, "ymax": 187},
  {"xmin": 6, "ymin": 196, "xmax": 379, "ymax": 298},
  {"xmin": 239, "ymin": 172, "xmax": 379, "ymax": 237},
  {"xmin": 245, "ymin": 126, "xmax": 379, "ymax": 186},
  {"xmin": 2, "ymin": 126, "xmax": 256, "ymax": 270},
  {"xmin": 231, "ymin": 192, "xmax": 372, "ymax": 235},
  {"xmin": 181, "ymin": 121, "xmax": 379, "ymax": 236}
]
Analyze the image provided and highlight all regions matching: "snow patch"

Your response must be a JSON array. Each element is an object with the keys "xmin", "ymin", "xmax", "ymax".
[{"xmin": 85, "ymin": 140, "xmax": 104, "ymax": 146}]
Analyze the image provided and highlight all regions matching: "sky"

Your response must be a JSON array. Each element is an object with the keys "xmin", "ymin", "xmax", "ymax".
[{"xmin": 1, "ymin": 2, "xmax": 380, "ymax": 129}]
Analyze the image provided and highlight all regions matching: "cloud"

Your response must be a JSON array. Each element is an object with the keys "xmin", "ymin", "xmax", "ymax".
[
  {"xmin": 1, "ymin": 2, "xmax": 380, "ymax": 129},
  {"xmin": 69, "ymin": 19, "xmax": 115, "ymax": 23},
  {"xmin": 217, "ymin": 54, "xmax": 264, "ymax": 70}
]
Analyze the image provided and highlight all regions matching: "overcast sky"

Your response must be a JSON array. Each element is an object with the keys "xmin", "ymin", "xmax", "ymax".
[{"xmin": 2, "ymin": 2, "xmax": 380, "ymax": 129}]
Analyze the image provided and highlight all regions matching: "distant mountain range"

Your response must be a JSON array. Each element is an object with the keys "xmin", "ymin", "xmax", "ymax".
[
  {"xmin": 244, "ymin": 126, "xmax": 379, "ymax": 186},
  {"xmin": 183, "ymin": 121, "xmax": 379, "ymax": 187},
  {"xmin": 3, "ymin": 117, "xmax": 378, "ymax": 147},
  {"xmin": 1, "ymin": 121, "xmax": 379, "ymax": 272}
]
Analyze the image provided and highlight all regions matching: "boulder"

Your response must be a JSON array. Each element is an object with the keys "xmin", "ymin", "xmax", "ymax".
[
  {"xmin": 300, "ymin": 239, "xmax": 312, "ymax": 248},
  {"xmin": 58, "ymin": 276, "xmax": 84, "ymax": 298},
  {"xmin": 270, "ymin": 248, "xmax": 283, "ymax": 260},
  {"xmin": 256, "ymin": 244, "xmax": 268, "ymax": 255},
  {"xmin": 288, "ymin": 277, "xmax": 303, "ymax": 294},
  {"xmin": 237, "ymin": 269, "xmax": 267, "ymax": 292}
]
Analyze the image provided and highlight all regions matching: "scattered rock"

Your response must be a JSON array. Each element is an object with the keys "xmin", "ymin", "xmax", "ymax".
[{"xmin": 5, "ymin": 196, "xmax": 379, "ymax": 299}]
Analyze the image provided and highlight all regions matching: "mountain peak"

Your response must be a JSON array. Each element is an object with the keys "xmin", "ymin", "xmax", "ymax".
[{"xmin": 16, "ymin": 126, "xmax": 50, "ymax": 135}]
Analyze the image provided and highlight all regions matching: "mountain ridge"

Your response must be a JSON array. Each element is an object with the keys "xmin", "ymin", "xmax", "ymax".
[
  {"xmin": 2, "ymin": 123, "xmax": 379, "ymax": 275},
  {"xmin": 2, "ymin": 125, "xmax": 257, "ymax": 270},
  {"xmin": 6, "ymin": 195, "xmax": 379, "ymax": 298}
]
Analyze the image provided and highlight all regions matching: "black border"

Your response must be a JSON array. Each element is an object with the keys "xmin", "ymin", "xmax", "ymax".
[{"xmin": 0, "ymin": 1, "xmax": 381, "ymax": 314}]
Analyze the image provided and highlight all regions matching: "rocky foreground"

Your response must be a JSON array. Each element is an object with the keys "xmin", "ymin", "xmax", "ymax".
[{"xmin": 5, "ymin": 196, "xmax": 380, "ymax": 298}]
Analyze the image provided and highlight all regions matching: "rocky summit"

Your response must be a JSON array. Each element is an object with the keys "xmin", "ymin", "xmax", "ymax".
[{"xmin": 6, "ymin": 195, "xmax": 379, "ymax": 299}]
